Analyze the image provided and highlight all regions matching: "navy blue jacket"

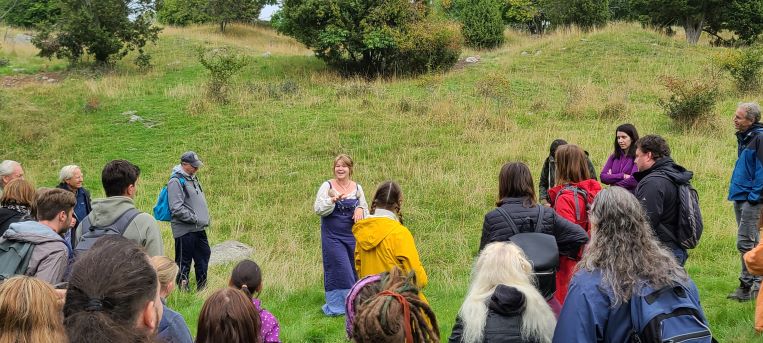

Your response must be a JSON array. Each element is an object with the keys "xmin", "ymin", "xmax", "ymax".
[
  {"xmin": 157, "ymin": 302, "xmax": 193, "ymax": 343},
  {"xmin": 729, "ymin": 124, "xmax": 763, "ymax": 202},
  {"xmin": 552, "ymin": 269, "xmax": 706, "ymax": 343}
]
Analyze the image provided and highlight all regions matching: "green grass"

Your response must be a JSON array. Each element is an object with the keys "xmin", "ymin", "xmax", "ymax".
[{"xmin": 2, "ymin": 22, "xmax": 763, "ymax": 341}]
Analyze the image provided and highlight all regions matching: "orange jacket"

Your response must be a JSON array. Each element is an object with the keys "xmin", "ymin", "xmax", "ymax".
[{"xmin": 744, "ymin": 242, "xmax": 763, "ymax": 332}]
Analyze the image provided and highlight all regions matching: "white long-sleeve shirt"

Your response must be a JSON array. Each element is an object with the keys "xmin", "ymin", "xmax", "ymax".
[{"xmin": 314, "ymin": 180, "xmax": 369, "ymax": 217}]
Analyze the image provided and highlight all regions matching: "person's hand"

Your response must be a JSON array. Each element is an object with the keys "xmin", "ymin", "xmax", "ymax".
[
  {"xmin": 331, "ymin": 193, "xmax": 346, "ymax": 203},
  {"xmin": 353, "ymin": 208, "xmax": 364, "ymax": 222},
  {"xmin": 607, "ymin": 169, "xmax": 612, "ymax": 175},
  {"xmin": 54, "ymin": 289, "xmax": 67, "ymax": 306},
  {"xmin": 750, "ymin": 199, "xmax": 760, "ymax": 206},
  {"xmin": 623, "ymin": 174, "xmax": 631, "ymax": 179}
]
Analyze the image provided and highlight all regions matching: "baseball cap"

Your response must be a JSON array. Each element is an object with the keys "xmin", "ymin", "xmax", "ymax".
[{"xmin": 181, "ymin": 151, "xmax": 203, "ymax": 168}]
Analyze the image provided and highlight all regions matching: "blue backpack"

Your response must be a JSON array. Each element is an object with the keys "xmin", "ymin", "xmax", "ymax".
[
  {"xmin": 628, "ymin": 284, "xmax": 716, "ymax": 343},
  {"xmin": 153, "ymin": 175, "xmax": 186, "ymax": 222}
]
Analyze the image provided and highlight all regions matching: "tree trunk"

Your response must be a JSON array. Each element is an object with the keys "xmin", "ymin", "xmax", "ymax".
[
  {"xmin": 220, "ymin": 21, "xmax": 226, "ymax": 33},
  {"xmin": 683, "ymin": 15, "xmax": 704, "ymax": 45}
]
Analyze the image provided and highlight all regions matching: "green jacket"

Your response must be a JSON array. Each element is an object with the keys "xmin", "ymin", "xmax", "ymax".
[{"xmin": 76, "ymin": 196, "xmax": 164, "ymax": 256}]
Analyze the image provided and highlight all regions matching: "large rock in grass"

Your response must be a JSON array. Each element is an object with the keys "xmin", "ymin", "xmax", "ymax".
[{"xmin": 209, "ymin": 240, "xmax": 254, "ymax": 266}]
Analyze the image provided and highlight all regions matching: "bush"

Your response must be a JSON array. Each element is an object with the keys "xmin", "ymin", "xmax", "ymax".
[
  {"xmin": 542, "ymin": 0, "xmax": 609, "ymax": 31},
  {"xmin": 198, "ymin": 46, "xmax": 250, "ymax": 103},
  {"xmin": 658, "ymin": 75, "xmax": 719, "ymax": 128},
  {"xmin": 274, "ymin": 0, "xmax": 462, "ymax": 76},
  {"xmin": 456, "ymin": 0, "xmax": 505, "ymax": 48},
  {"xmin": 0, "ymin": 0, "xmax": 60, "ymax": 28},
  {"xmin": 715, "ymin": 47, "xmax": 763, "ymax": 92},
  {"xmin": 157, "ymin": 0, "xmax": 212, "ymax": 26}
]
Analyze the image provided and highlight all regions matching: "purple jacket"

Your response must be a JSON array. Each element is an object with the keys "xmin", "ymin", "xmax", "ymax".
[
  {"xmin": 253, "ymin": 298, "xmax": 281, "ymax": 343},
  {"xmin": 600, "ymin": 153, "xmax": 638, "ymax": 192}
]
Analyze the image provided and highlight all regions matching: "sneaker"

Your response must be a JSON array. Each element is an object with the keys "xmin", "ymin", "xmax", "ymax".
[{"xmin": 727, "ymin": 286, "xmax": 753, "ymax": 302}]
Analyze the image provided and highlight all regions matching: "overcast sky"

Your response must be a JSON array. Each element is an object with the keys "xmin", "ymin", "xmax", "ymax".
[{"xmin": 259, "ymin": 4, "xmax": 280, "ymax": 20}]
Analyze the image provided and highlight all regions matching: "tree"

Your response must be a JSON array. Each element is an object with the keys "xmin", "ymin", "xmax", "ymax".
[
  {"xmin": 502, "ymin": 0, "xmax": 547, "ymax": 34},
  {"xmin": 273, "ymin": 0, "xmax": 462, "ymax": 76},
  {"xmin": 207, "ymin": 0, "xmax": 275, "ymax": 32},
  {"xmin": 541, "ymin": 0, "xmax": 609, "ymax": 31},
  {"xmin": 458, "ymin": 0, "xmax": 505, "ymax": 48},
  {"xmin": 32, "ymin": 0, "xmax": 161, "ymax": 65},
  {"xmin": 0, "ymin": 0, "xmax": 60, "ymax": 28},
  {"xmin": 633, "ymin": 0, "xmax": 724, "ymax": 45},
  {"xmin": 157, "ymin": 0, "xmax": 212, "ymax": 26},
  {"xmin": 704, "ymin": 0, "xmax": 763, "ymax": 46}
]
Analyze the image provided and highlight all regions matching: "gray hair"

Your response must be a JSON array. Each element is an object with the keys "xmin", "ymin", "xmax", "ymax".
[
  {"xmin": 578, "ymin": 187, "xmax": 687, "ymax": 306},
  {"xmin": 738, "ymin": 102, "xmax": 762, "ymax": 123},
  {"xmin": 59, "ymin": 165, "xmax": 81, "ymax": 183},
  {"xmin": 0, "ymin": 160, "xmax": 21, "ymax": 188}
]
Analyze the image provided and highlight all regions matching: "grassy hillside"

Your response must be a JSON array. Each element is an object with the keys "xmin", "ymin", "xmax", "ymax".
[{"xmin": 1, "ymin": 22, "xmax": 761, "ymax": 342}]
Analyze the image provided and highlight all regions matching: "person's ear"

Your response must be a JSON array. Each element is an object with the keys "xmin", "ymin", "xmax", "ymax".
[{"xmin": 142, "ymin": 300, "xmax": 159, "ymax": 331}]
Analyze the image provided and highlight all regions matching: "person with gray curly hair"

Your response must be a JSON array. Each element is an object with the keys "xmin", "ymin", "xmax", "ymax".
[
  {"xmin": 728, "ymin": 102, "xmax": 763, "ymax": 301},
  {"xmin": 553, "ymin": 187, "xmax": 710, "ymax": 342},
  {"xmin": 0, "ymin": 160, "xmax": 24, "ymax": 191},
  {"xmin": 56, "ymin": 165, "xmax": 92, "ymax": 248}
]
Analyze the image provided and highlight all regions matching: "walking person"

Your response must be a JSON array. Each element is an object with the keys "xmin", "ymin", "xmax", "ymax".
[
  {"xmin": 57, "ymin": 165, "xmax": 92, "ymax": 248},
  {"xmin": 729, "ymin": 102, "xmax": 763, "ymax": 301},
  {"xmin": 600, "ymin": 124, "xmax": 639, "ymax": 193},
  {"xmin": 169, "ymin": 151, "xmax": 211, "ymax": 291},
  {"xmin": 548, "ymin": 144, "xmax": 602, "ymax": 305},
  {"xmin": 314, "ymin": 154, "xmax": 368, "ymax": 315},
  {"xmin": 480, "ymin": 161, "xmax": 588, "ymax": 314}
]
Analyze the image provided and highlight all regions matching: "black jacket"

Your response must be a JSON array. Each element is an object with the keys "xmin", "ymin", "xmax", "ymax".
[
  {"xmin": 480, "ymin": 198, "xmax": 588, "ymax": 257},
  {"xmin": 449, "ymin": 285, "xmax": 544, "ymax": 343},
  {"xmin": 0, "ymin": 207, "xmax": 28, "ymax": 237},
  {"xmin": 633, "ymin": 157, "xmax": 693, "ymax": 246}
]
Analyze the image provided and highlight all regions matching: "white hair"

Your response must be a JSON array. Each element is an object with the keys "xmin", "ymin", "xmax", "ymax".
[
  {"xmin": 739, "ymin": 102, "xmax": 762, "ymax": 123},
  {"xmin": 0, "ymin": 160, "xmax": 21, "ymax": 188},
  {"xmin": 457, "ymin": 242, "xmax": 556, "ymax": 343},
  {"xmin": 59, "ymin": 165, "xmax": 81, "ymax": 183}
]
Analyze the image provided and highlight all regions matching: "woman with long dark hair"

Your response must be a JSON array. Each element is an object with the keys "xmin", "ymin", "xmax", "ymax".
[{"xmin": 600, "ymin": 124, "xmax": 639, "ymax": 193}]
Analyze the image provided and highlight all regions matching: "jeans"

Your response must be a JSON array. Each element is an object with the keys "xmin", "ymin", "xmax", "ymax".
[
  {"xmin": 175, "ymin": 230, "xmax": 211, "ymax": 291},
  {"xmin": 664, "ymin": 240, "xmax": 688, "ymax": 266},
  {"xmin": 734, "ymin": 200, "xmax": 763, "ymax": 289}
]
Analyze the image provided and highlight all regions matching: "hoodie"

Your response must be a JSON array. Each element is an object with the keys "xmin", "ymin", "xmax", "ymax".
[
  {"xmin": 633, "ymin": 157, "xmax": 693, "ymax": 246},
  {"xmin": 352, "ymin": 213, "xmax": 428, "ymax": 290},
  {"xmin": 75, "ymin": 196, "xmax": 163, "ymax": 256},
  {"xmin": 2, "ymin": 221, "xmax": 68, "ymax": 284},
  {"xmin": 168, "ymin": 165, "xmax": 210, "ymax": 238}
]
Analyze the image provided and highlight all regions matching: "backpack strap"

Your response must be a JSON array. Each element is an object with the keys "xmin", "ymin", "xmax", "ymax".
[
  {"xmin": 496, "ymin": 206, "xmax": 520, "ymax": 236},
  {"xmin": 534, "ymin": 205, "xmax": 545, "ymax": 233},
  {"xmin": 171, "ymin": 173, "xmax": 189, "ymax": 198},
  {"xmin": 555, "ymin": 185, "xmax": 587, "ymax": 221},
  {"xmin": 109, "ymin": 208, "xmax": 141, "ymax": 236}
]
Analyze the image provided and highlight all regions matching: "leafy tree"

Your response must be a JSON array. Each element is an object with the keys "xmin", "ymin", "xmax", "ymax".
[
  {"xmin": 32, "ymin": 0, "xmax": 161, "ymax": 65},
  {"xmin": 458, "ymin": 0, "xmax": 505, "ymax": 48},
  {"xmin": 274, "ymin": 0, "xmax": 462, "ymax": 76},
  {"xmin": 157, "ymin": 0, "xmax": 212, "ymax": 26},
  {"xmin": 502, "ymin": 0, "xmax": 547, "ymax": 34},
  {"xmin": 704, "ymin": 0, "xmax": 763, "ymax": 46},
  {"xmin": 541, "ymin": 0, "xmax": 609, "ymax": 31},
  {"xmin": 633, "ymin": 0, "xmax": 724, "ymax": 45},
  {"xmin": 207, "ymin": 0, "xmax": 276, "ymax": 32},
  {"xmin": 0, "ymin": 0, "xmax": 60, "ymax": 28},
  {"xmin": 609, "ymin": 0, "xmax": 635, "ymax": 20}
]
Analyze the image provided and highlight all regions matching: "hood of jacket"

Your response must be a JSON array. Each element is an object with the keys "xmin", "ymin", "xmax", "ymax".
[
  {"xmin": 547, "ymin": 178, "xmax": 602, "ymax": 202},
  {"xmin": 488, "ymin": 284, "xmax": 527, "ymax": 316},
  {"xmin": 353, "ymin": 217, "xmax": 401, "ymax": 251},
  {"xmin": 737, "ymin": 123, "xmax": 763, "ymax": 144},
  {"xmin": 88, "ymin": 196, "xmax": 138, "ymax": 227},
  {"xmin": 633, "ymin": 157, "xmax": 693, "ymax": 184},
  {"xmin": 4, "ymin": 221, "xmax": 64, "ymax": 244}
]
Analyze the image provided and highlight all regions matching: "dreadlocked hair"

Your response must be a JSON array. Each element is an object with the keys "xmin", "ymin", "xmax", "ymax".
[
  {"xmin": 370, "ymin": 181, "xmax": 404, "ymax": 225},
  {"xmin": 351, "ymin": 267, "xmax": 439, "ymax": 343}
]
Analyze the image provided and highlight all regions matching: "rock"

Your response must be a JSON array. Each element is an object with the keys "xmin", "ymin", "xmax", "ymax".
[
  {"xmin": 14, "ymin": 34, "xmax": 32, "ymax": 43},
  {"xmin": 209, "ymin": 240, "xmax": 254, "ymax": 266},
  {"xmin": 122, "ymin": 110, "xmax": 138, "ymax": 116},
  {"xmin": 465, "ymin": 56, "xmax": 479, "ymax": 63},
  {"xmin": 12, "ymin": 68, "xmax": 25, "ymax": 73},
  {"xmin": 262, "ymin": 51, "xmax": 271, "ymax": 58},
  {"xmin": 46, "ymin": 79, "xmax": 57, "ymax": 83},
  {"xmin": 129, "ymin": 114, "xmax": 143, "ymax": 123},
  {"xmin": 41, "ymin": 76, "xmax": 49, "ymax": 80},
  {"xmin": 534, "ymin": 50, "xmax": 542, "ymax": 56}
]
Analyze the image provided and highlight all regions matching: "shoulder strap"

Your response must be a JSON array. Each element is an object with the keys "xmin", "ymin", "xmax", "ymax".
[
  {"xmin": 556, "ymin": 185, "xmax": 586, "ymax": 221},
  {"xmin": 534, "ymin": 205, "xmax": 544, "ymax": 233},
  {"xmin": 496, "ymin": 207, "xmax": 520, "ymax": 235},
  {"xmin": 171, "ymin": 174, "xmax": 189, "ymax": 197},
  {"xmin": 112, "ymin": 208, "xmax": 141, "ymax": 235}
]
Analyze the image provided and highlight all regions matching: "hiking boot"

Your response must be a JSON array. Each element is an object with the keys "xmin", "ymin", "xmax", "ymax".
[{"xmin": 727, "ymin": 286, "xmax": 753, "ymax": 302}]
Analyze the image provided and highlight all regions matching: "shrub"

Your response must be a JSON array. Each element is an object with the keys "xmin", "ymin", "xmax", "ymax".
[
  {"xmin": 658, "ymin": 75, "xmax": 719, "ymax": 128},
  {"xmin": 0, "ymin": 0, "xmax": 60, "ymax": 28},
  {"xmin": 0, "ymin": 57, "xmax": 9, "ymax": 67},
  {"xmin": 157, "ymin": 0, "xmax": 212, "ymax": 26},
  {"xmin": 274, "ymin": 0, "xmax": 462, "ymax": 76},
  {"xmin": 715, "ymin": 47, "xmax": 763, "ymax": 92},
  {"xmin": 198, "ymin": 46, "xmax": 250, "ymax": 103},
  {"xmin": 541, "ymin": 0, "xmax": 609, "ymax": 31},
  {"xmin": 457, "ymin": 0, "xmax": 505, "ymax": 48},
  {"xmin": 32, "ymin": 0, "xmax": 161, "ymax": 66}
]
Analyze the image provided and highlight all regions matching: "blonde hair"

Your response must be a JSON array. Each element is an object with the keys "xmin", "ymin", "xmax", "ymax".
[
  {"xmin": 457, "ymin": 242, "xmax": 556, "ymax": 343},
  {"xmin": 0, "ymin": 179, "xmax": 35, "ymax": 207},
  {"xmin": 150, "ymin": 256, "xmax": 179, "ymax": 293},
  {"xmin": 0, "ymin": 276, "xmax": 67, "ymax": 343},
  {"xmin": 333, "ymin": 154, "xmax": 354, "ymax": 176}
]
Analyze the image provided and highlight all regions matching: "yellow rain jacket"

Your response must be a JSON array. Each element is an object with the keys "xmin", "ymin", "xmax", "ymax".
[{"xmin": 352, "ymin": 216, "xmax": 428, "ymax": 291}]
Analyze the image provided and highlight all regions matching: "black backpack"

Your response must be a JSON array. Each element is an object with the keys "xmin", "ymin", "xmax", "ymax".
[
  {"xmin": 74, "ymin": 208, "xmax": 140, "ymax": 256},
  {"xmin": 647, "ymin": 173, "xmax": 704, "ymax": 249},
  {"xmin": 496, "ymin": 206, "xmax": 559, "ymax": 300}
]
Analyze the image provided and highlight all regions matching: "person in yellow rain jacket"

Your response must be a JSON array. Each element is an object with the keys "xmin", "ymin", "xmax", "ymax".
[
  {"xmin": 744, "ymin": 214, "xmax": 763, "ymax": 332},
  {"xmin": 352, "ymin": 181, "xmax": 428, "ymax": 297}
]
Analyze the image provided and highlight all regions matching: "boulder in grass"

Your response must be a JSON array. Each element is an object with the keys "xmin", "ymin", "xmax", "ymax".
[{"xmin": 209, "ymin": 240, "xmax": 254, "ymax": 266}]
